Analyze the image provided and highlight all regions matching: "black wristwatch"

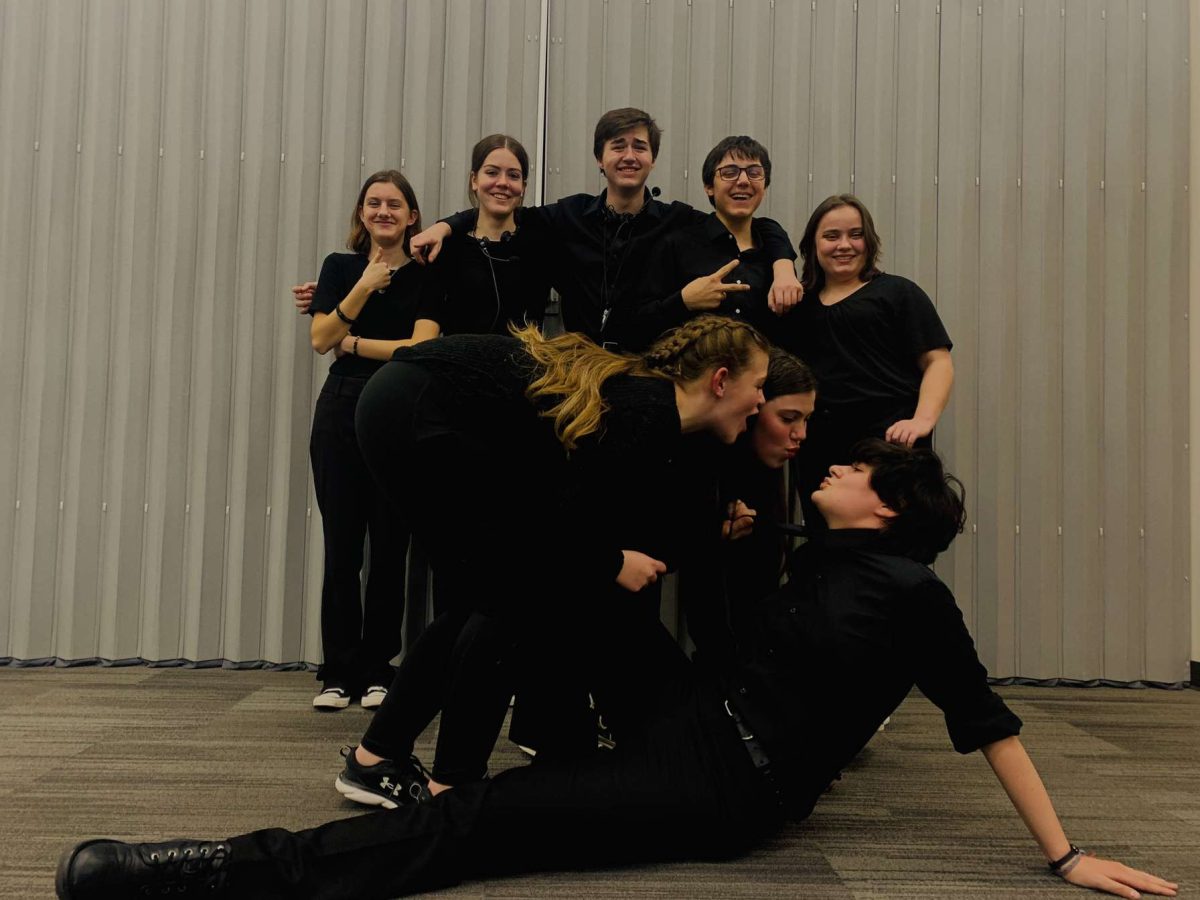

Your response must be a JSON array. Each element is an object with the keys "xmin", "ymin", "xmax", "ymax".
[{"xmin": 1048, "ymin": 844, "xmax": 1083, "ymax": 878}]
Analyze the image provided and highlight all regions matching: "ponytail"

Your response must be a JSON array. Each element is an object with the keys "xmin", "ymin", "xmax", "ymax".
[{"xmin": 515, "ymin": 315, "xmax": 769, "ymax": 451}]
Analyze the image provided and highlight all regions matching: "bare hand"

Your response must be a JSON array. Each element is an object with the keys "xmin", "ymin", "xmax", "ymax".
[
  {"xmin": 767, "ymin": 269, "xmax": 803, "ymax": 314},
  {"xmin": 885, "ymin": 416, "xmax": 934, "ymax": 447},
  {"xmin": 616, "ymin": 550, "xmax": 667, "ymax": 592},
  {"xmin": 1064, "ymin": 853, "xmax": 1177, "ymax": 898},
  {"xmin": 292, "ymin": 281, "xmax": 316, "ymax": 314},
  {"xmin": 721, "ymin": 500, "xmax": 756, "ymax": 541},
  {"xmin": 358, "ymin": 247, "xmax": 393, "ymax": 294},
  {"xmin": 680, "ymin": 259, "xmax": 752, "ymax": 311},
  {"xmin": 410, "ymin": 222, "xmax": 451, "ymax": 264}
]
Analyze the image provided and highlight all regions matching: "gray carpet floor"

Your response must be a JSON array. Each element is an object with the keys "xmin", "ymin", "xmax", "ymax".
[{"xmin": 2, "ymin": 667, "xmax": 1196, "ymax": 899}]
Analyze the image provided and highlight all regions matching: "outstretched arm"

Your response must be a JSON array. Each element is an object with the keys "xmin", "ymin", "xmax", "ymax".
[{"xmin": 982, "ymin": 736, "xmax": 1177, "ymax": 898}]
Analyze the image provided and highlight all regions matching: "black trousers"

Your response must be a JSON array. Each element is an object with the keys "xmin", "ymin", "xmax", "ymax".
[
  {"xmin": 228, "ymin": 615, "xmax": 783, "ymax": 899},
  {"xmin": 354, "ymin": 361, "xmax": 562, "ymax": 784},
  {"xmin": 309, "ymin": 374, "xmax": 409, "ymax": 691}
]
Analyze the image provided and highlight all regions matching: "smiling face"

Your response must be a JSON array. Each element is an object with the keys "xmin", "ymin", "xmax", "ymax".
[
  {"xmin": 811, "ymin": 462, "xmax": 896, "ymax": 529},
  {"xmin": 814, "ymin": 205, "xmax": 868, "ymax": 283},
  {"xmin": 705, "ymin": 151, "xmax": 766, "ymax": 224},
  {"xmin": 751, "ymin": 390, "xmax": 815, "ymax": 468},
  {"xmin": 709, "ymin": 349, "xmax": 769, "ymax": 444},
  {"xmin": 358, "ymin": 181, "xmax": 418, "ymax": 249},
  {"xmin": 470, "ymin": 147, "xmax": 525, "ymax": 221},
  {"xmin": 597, "ymin": 126, "xmax": 655, "ymax": 194}
]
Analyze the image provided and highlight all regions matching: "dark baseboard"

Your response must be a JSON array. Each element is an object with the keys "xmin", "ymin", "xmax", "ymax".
[{"xmin": 1192, "ymin": 660, "xmax": 1200, "ymax": 688}]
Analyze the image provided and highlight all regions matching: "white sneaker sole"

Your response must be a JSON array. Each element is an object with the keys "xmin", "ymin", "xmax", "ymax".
[
  {"xmin": 313, "ymin": 694, "xmax": 351, "ymax": 710},
  {"xmin": 334, "ymin": 775, "xmax": 397, "ymax": 810},
  {"xmin": 360, "ymin": 693, "xmax": 386, "ymax": 710}
]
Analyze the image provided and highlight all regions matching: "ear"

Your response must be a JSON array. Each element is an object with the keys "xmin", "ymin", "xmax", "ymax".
[
  {"xmin": 875, "ymin": 502, "xmax": 899, "ymax": 522},
  {"xmin": 406, "ymin": 208, "xmax": 419, "ymax": 227},
  {"xmin": 710, "ymin": 366, "xmax": 729, "ymax": 398},
  {"xmin": 469, "ymin": 171, "xmax": 479, "ymax": 194},
  {"xmin": 704, "ymin": 184, "xmax": 715, "ymax": 201}
]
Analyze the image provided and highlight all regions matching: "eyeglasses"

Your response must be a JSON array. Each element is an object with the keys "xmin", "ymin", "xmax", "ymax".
[{"xmin": 715, "ymin": 164, "xmax": 766, "ymax": 182}]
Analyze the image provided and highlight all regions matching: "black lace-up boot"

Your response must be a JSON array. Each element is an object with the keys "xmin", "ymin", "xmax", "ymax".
[{"xmin": 56, "ymin": 838, "xmax": 232, "ymax": 898}]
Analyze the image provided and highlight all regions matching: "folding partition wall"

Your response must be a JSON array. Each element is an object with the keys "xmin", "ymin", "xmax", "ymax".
[{"xmin": 0, "ymin": 0, "xmax": 1190, "ymax": 683}]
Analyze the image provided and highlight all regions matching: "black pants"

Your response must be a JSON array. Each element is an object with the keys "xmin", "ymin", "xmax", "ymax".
[
  {"xmin": 354, "ymin": 361, "xmax": 562, "ymax": 784},
  {"xmin": 309, "ymin": 374, "xmax": 409, "ymax": 691},
  {"xmin": 360, "ymin": 607, "xmax": 519, "ymax": 783},
  {"xmin": 228, "ymin": 616, "xmax": 782, "ymax": 899}
]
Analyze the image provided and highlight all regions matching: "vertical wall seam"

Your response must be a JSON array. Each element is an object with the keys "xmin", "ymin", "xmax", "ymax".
[
  {"xmin": 1013, "ymin": 0, "xmax": 1025, "ymax": 678},
  {"xmin": 534, "ymin": 0, "xmax": 551, "ymax": 206},
  {"xmin": 1057, "ymin": 0, "xmax": 1068, "ymax": 677}
]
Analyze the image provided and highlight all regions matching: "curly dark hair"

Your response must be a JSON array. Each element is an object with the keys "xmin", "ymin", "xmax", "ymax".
[{"xmin": 849, "ymin": 438, "xmax": 966, "ymax": 563}]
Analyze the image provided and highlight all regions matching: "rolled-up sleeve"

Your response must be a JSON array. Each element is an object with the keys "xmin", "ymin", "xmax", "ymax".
[{"xmin": 906, "ymin": 580, "xmax": 1023, "ymax": 753}]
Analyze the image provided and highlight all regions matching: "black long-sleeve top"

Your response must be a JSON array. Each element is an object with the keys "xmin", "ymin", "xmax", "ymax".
[
  {"xmin": 615, "ymin": 213, "xmax": 798, "ymax": 352},
  {"xmin": 389, "ymin": 335, "xmax": 690, "ymax": 590},
  {"xmin": 443, "ymin": 191, "xmax": 797, "ymax": 345},
  {"xmin": 703, "ymin": 529, "xmax": 1023, "ymax": 819},
  {"xmin": 414, "ymin": 230, "xmax": 550, "ymax": 336}
]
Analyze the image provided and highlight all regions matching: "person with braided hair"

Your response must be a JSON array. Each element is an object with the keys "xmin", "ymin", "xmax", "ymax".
[{"xmin": 325, "ymin": 314, "xmax": 770, "ymax": 808}]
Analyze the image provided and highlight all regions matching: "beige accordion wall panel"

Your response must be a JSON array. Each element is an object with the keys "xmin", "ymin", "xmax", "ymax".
[
  {"xmin": 0, "ymin": 0, "xmax": 543, "ymax": 668},
  {"xmin": 0, "ymin": 0, "xmax": 1190, "ymax": 683}
]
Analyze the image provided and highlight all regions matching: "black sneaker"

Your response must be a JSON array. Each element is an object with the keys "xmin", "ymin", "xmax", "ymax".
[
  {"xmin": 56, "ymin": 838, "xmax": 231, "ymax": 899},
  {"xmin": 334, "ymin": 745, "xmax": 432, "ymax": 809}
]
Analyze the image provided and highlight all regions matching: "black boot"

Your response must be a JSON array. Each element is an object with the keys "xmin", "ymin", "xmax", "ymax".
[{"xmin": 56, "ymin": 838, "xmax": 232, "ymax": 899}]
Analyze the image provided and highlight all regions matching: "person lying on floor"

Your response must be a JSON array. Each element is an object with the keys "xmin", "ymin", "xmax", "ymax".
[{"xmin": 56, "ymin": 440, "xmax": 1176, "ymax": 900}]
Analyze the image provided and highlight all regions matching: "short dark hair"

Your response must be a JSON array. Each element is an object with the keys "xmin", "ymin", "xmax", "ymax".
[
  {"xmin": 347, "ymin": 170, "xmax": 422, "ymax": 257},
  {"xmin": 763, "ymin": 347, "xmax": 815, "ymax": 402},
  {"xmin": 798, "ymin": 194, "xmax": 882, "ymax": 292},
  {"xmin": 850, "ymin": 438, "xmax": 965, "ymax": 564},
  {"xmin": 593, "ymin": 107, "xmax": 662, "ymax": 160},
  {"xmin": 468, "ymin": 133, "xmax": 530, "ymax": 208},
  {"xmin": 701, "ymin": 136, "xmax": 772, "ymax": 206}
]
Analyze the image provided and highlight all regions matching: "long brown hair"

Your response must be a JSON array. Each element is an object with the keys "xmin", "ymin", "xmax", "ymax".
[
  {"xmin": 468, "ymin": 134, "xmax": 529, "ymax": 208},
  {"xmin": 346, "ymin": 170, "xmax": 422, "ymax": 257},
  {"xmin": 797, "ymin": 194, "xmax": 882, "ymax": 293},
  {"xmin": 515, "ymin": 316, "xmax": 769, "ymax": 451}
]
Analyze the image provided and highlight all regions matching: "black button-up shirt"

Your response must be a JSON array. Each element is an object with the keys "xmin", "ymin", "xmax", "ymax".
[
  {"xmin": 444, "ymin": 191, "xmax": 796, "ymax": 344},
  {"xmin": 616, "ymin": 213, "xmax": 799, "ymax": 351},
  {"xmin": 701, "ymin": 528, "xmax": 1023, "ymax": 819}
]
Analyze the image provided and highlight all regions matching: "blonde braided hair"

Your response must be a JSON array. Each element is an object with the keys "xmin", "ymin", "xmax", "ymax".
[
  {"xmin": 514, "ymin": 315, "xmax": 769, "ymax": 451},
  {"xmin": 641, "ymin": 315, "xmax": 770, "ymax": 383}
]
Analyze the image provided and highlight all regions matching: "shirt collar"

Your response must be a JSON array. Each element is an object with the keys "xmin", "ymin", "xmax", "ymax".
[
  {"xmin": 585, "ymin": 187, "xmax": 665, "ymax": 221},
  {"xmin": 817, "ymin": 528, "xmax": 904, "ymax": 554},
  {"xmin": 703, "ymin": 212, "xmax": 762, "ymax": 247}
]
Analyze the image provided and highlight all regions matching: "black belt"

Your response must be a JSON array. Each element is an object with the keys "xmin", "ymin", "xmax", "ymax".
[{"xmin": 724, "ymin": 698, "xmax": 783, "ymax": 807}]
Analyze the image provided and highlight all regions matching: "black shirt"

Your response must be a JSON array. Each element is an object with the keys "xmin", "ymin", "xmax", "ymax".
[
  {"xmin": 788, "ymin": 273, "xmax": 952, "ymax": 413},
  {"xmin": 389, "ymin": 335, "xmax": 686, "ymax": 586},
  {"xmin": 617, "ymin": 213, "xmax": 796, "ymax": 351},
  {"xmin": 708, "ymin": 529, "xmax": 1022, "ymax": 819},
  {"xmin": 415, "ymin": 230, "xmax": 550, "ymax": 336},
  {"xmin": 310, "ymin": 252, "xmax": 426, "ymax": 378},
  {"xmin": 444, "ymin": 190, "xmax": 797, "ymax": 344}
]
